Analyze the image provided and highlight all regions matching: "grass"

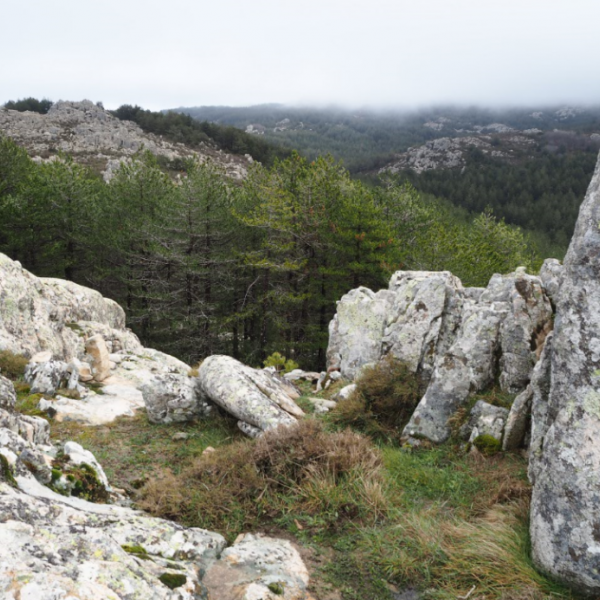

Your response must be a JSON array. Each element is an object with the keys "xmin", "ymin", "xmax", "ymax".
[{"xmin": 49, "ymin": 407, "xmax": 244, "ymax": 492}]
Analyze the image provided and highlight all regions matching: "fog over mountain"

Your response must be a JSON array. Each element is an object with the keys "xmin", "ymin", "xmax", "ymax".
[{"xmin": 1, "ymin": 0, "xmax": 599, "ymax": 110}]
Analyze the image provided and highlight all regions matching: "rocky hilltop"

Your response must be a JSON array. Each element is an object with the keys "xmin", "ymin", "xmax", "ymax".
[
  {"xmin": 0, "ymin": 100, "xmax": 251, "ymax": 180},
  {"xmin": 1, "ymin": 147, "xmax": 599, "ymax": 595}
]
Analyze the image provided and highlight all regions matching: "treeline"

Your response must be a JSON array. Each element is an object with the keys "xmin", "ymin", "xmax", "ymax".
[
  {"xmin": 404, "ymin": 147, "xmax": 598, "ymax": 255},
  {"xmin": 0, "ymin": 135, "xmax": 539, "ymax": 369},
  {"xmin": 3, "ymin": 97, "xmax": 53, "ymax": 114},
  {"xmin": 112, "ymin": 105, "xmax": 291, "ymax": 167}
]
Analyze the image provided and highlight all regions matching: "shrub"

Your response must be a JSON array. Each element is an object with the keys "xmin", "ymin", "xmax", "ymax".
[
  {"xmin": 138, "ymin": 419, "xmax": 384, "ymax": 538},
  {"xmin": 263, "ymin": 352, "xmax": 299, "ymax": 374},
  {"xmin": 0, "ymin": 350, "xmax": 29, "ymax": 380},
  {"xmin": 332, "ymin": 355, "xmax": 421, "ymax": 442}
]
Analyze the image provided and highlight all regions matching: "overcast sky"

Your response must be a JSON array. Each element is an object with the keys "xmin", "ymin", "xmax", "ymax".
[{"xmin": 2, "ymin": 0, "xmax": 599, "ymax": 111}]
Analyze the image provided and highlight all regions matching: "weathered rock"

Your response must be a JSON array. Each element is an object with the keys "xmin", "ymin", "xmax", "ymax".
[
  {"xmin": 0, "ymin": 252, "xmax": 126, "ymax": 360},
  {"xmin": 527, "ymin": 333, "xmax": 554, "ymax": 480},
  {"xmin": 141, "ymin": 373, "xmax": 210, "ymax": 424},
  {"xmin": 494, "ymin": 271, "xmax": 553, "ymax": 393},
  {"xmin": 328, "ymin": 264, "xmax": 552, "ymax": 444},
  {"xmin": 307, "ymin": 398, "xmax": 337, "ymax": 414},
  {"xmin": 327, "ymin": 287, "xmax": 394, "ymax": 380},
  {"xmin": 63, "ymin": 440, "xmax": 110, "ymax": 489},
  {"xmin": 199, "ymin": 355, "xmax": 301, "ymax": 435},
  {"xmin": 284, "ymin": 369, "xmax": 321, "ymax": 383},
  {"xmin": 24, "ymin": 359, "xmax": 70, "ymax": 395},
  {"xmin": 0, "ymin": 375, "xmax": 16, "ymax": 411},
  {"xmin": 85, "ymin": 334, "xmax": 111, "ymax": 381},
  {"xmin": 203, "ymin": 533, "xmax": 313, "ymax": 600},
  {"xmin": 72, "ymin": 356, "xmax": 94, "ymax": 381},
  {"xmin": 403, "ymin": 301, "xmax": 508, "ymax": 443},
  {"xmin": 529, "ymin": 151, "xmax": 600, "ymax": 595},
  {"xmin": 539, "ymin": 258, "xmax": 564, "ymax": 305},
  {"xmin": 333, "ymin": 383, "xmax": 357, "ymax": 402},
  {"xmin": 382, "ymin": 271, "xmax": 463, "ymax": 382},
  {"xmin": 0, "ymin": 476, "xmax": 227, "ymax": 600},
  {"xmin": 17, "ymin": 414, "xmax": 50, "ymax": 446},
  {"xmin": 502, "ymin": 386, "xmax": 533, "ymax": 451},
  {"xmin": 460, "ymin": 400, "xmax": 509, "ymax": 444},
  {"xmin": 39, "ymin": 384, "xmax": 145, "ymax": 426}
]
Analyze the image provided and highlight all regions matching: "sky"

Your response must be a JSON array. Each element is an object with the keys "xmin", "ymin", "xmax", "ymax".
[{"xmin": 2, "ymin": 0, "xmax": 599, "ymax": 111}]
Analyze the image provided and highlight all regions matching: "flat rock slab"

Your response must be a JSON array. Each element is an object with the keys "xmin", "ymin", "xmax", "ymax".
[{"xmin": 39, "ymin": 384, "xmax": 145, "ymax": 426}]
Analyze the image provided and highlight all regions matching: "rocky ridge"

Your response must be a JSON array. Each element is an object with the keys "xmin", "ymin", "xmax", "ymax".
[
  {"xmin": 379, "ymin": 133, "xmax": 538, "ymax": 174},
  {"xmin": 0, "ymin": 100, "xmax": 251, "ymax": 181}
]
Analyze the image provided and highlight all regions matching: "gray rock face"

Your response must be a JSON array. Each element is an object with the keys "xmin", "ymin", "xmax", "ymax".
[
  {"xmin": 141, "ymin": 373, "xmax": 211, "ymax": 424},
  {"xmin": 529, "ymin": 152, "xmax": 600, "ymax": 595},
  {"xmin": 404, "ymin": 301, "xmax": 507, "ymax": 442},
  {"xmin": 0, "ymin": 252, "xmax": 126, "ymax": 360},
  {"xmin": 502, "ymin": 385, "xmax": 533, "ymax": 451},
  {"xmin": 0, "ymin": 375, "xmax": 16, "ymax": 411},
  {"xmin": 383, "ymin": 271, "xmax": 463, "ymax": 383},
  {"xmin": 24, "ymin": 359, "xmax": 70, "ymax": 395},
  {"xmin": 199, "ymin": 355, "xmax": 301, "ymax": 435},
  {"xmin": 327, "ymin": 287, "xmax": 394, "ymax": 380},
  {"xmin": 539, "ymin": 258, "xmax": 564, "ymax": 305}
]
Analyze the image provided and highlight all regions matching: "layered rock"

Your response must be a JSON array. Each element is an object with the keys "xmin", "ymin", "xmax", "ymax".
[
  {"xmin": 529, "ymin": 152, "xmax": 600, "ymax": 595},
  {"xmin": 327, "ymin": 267, "xmax": 553, "ymax": 443}
]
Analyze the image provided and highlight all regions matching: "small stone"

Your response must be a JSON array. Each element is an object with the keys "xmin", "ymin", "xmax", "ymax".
[{"xmin": 171, "ymin": 432, "xmax": 189, "ymax": 441}]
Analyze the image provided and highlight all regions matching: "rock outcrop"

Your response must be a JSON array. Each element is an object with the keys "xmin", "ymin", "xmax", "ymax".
[
  {"xmin": 0, "ymin": 100, "xmax": 252, "ymax": 181},
  {"xmin": 528, "ymin": 152, "xmax": 600, "ymax": 595},
  {"xmin": 327, "ymin": 267, "xmax": 553, "ymax": 443}
]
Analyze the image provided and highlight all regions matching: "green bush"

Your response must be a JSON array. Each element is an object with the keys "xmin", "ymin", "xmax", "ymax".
[
  {"xmin": 263, "ymin": 352, "xmax": 299, "ymax": 374},
  {"xmin": 0, "ymin": 350, "xmax": 29, "ymax": 380},
  {"xmin": 333, "ymin": 355, "xmax": 421, "ymax": 442}
]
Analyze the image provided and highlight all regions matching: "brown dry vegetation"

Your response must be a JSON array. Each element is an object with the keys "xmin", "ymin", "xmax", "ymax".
[
  {"xmin": 332, "ymin": 355, "xmax": 421, "ymax": 442},
  {"xmin": 138, "ymin": 419, "xmax": 385, "ymax": 538}
]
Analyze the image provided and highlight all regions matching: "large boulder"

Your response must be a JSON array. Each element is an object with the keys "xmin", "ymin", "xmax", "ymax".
[
  {"xmin": 529, "ymin": 152, "xmax": 600, "ymax": 595},
  {"xmin": 403, "ymin": 301, "xmax": 508, "ymax": 442},
  {"xmin": 327, "ymin": 286, "xmax": 394, "ymax": 380},
  {"xmin": 198, "ymin": 355, "xmax": 302, "ymax": 435}
]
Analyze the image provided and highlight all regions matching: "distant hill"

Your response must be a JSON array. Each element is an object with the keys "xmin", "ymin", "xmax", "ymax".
[{"xmin": 171, "ymin": 103, "xmax": 600, "ymax": 255}]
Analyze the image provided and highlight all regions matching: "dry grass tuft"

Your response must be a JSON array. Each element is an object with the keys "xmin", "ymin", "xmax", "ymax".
[
  {"xmin": 0, "ymin": 350, "xmax": 29, "ymax": 380},
  {"xmin": 138, "ymin": 419, "xmax": 384, "ymax": 537},
  {"xmin": 332, "ymin": 355, "xmax": 420, "ymax": 442}
]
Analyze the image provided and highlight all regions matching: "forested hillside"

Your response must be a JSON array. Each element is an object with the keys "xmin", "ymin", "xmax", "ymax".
[
  {"xmin": 0, "ymin": 134, "xmax": 537, "ymax": 370},
  {"xmin": 174, "ymin": 103, "xmax": 600, "ymax": 256}
]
